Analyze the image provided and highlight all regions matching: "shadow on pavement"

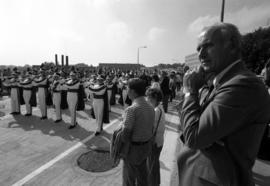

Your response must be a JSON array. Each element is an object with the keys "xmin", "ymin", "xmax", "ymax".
[{"xmin": 7, "ymin": 114, "xmax": 92, "ymax": 142}]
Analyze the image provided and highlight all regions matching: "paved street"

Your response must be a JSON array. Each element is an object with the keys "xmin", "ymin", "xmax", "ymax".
[
  {"xmin": 0, "ymin": 96, "xmax": 269, "ymax": 186},
  {"xmin": 0, "ymin": 97, "xmax": 180, "ymax": 186}
]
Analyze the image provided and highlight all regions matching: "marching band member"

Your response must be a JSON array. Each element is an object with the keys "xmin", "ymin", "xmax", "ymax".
[
  {"xmin": 3, "ymin": 69, "xmax": 21, "ymax": 114},
  {"xmin": 109, "ymin": 73, "xmax": 118, "ymax": 105},
  {"xmin": 64, "ymin": 70, "xmax": 80, "ymax": 129},
  {"xmin": 20, "ymin": 69, "xmax": 36, "ymax": 116},
  {"xmin": 89, "ymin": 76, "xmax": 109, "ymax": 136},
  {"xmin": 59, "ymin": 70, "xmax": 68, "ymax": 110},
  {"xmin": 105, "ymin": 75, "xmax": 113, "ymax": 112},
  {"xmin": 33, "ymin": 68, "xmax": 48, "ymax": 120},
  {"xmin": 118, "ymin": 74, "xmax": 131, "ymax": 108},
  {"xmin": 51, "ymin": 72, "xmax": 62, "ymax": 123}
]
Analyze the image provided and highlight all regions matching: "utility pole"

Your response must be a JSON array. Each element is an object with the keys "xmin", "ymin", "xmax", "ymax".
[{"xmin": 220, "ymin": 0, "xmax": 225, "ymax": 22}]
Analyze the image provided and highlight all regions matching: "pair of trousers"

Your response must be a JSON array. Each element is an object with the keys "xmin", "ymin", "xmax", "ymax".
[
  {"xmin": 53, "ymin": 92, "xmax": 62, "ymax": 120},
  {"xmin": 147, "ymin": 144, "xmax": 163, "ymax": 186},
  {"xmin": 123, "ymin": 158, "xmax": 148, "ymax": 186},
  {"xmin": 38, "ymin": 87, "xmax": 47, "ymax": 117},
  {"xmin": 23, "ymin": 90, "xmax": 32, "ymax": 114},
  {"xmin": 93, "ymin": 98, "xmax": 104, "ymax": 132},
  {"xmin": 107, "ymin": 90, "xmax": 112, "ymax": 111},
  {"xmin": 67, "ymin": 92, "xmax": 78, "ymax": 126},
  {"xmin": 122, "ymin": 89, "xmax": 128, "ymax": 108},
  {"xmin": 10, "ymin": 88, "xmax": 20, "ymax": 113},
  {"xmin": 162, "ymin": 94, "xmax": 169, "ymax": 113}
]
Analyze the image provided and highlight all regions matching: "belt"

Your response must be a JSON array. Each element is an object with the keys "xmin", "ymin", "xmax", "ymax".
[
  {"xmin": 93, "ymin": 94, "xmax": 104, "ymax": 99},
  {"xmin": 131, "ymin": 140, "xmax": 149, "ymax": 145},
  {"xmin": 67, "ymin": 89, "xmax": 78, "ymax": 93},
  {"xmin": 53, "ymin": 90, "xmax": 61, "ymax": 93},
  {"xmin": 23, "ymin": 87, "xmax": 32, "ymax": 90},
  {"xmin": 10, "ymin": 86, "xmax": 19, "ymax": 88},
  {"xmin": 37, "ymin": 85, "xmax": 47, "ymax": 88},
  {"xmin": 107, "ymin": 88, "xmax": 113, "ymax": 90}
]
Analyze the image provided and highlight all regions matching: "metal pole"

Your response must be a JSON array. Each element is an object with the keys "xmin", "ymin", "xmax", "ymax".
[
  {"xmin": 220, "ymin": 0, "xmax": 225, "ymax": 22},
  {"xmin": 61, "ymin": 55, "xmax": 64, "ymax": 66},
  {"xmin": 65, "ymin": 56, "xmax": 69, "ymax": 66},
  {"xmin": 55, "ymin": 54, "xmax": 58, "ymax": 66},
  {"xmin": 137, "ymin": 48, "xmax": 140, "ymax": 64}
]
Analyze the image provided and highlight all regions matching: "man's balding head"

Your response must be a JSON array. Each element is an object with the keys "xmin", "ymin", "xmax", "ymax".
[{"xmin": 197, "ymin": 23, "xmax": 242, "ymax": 74}]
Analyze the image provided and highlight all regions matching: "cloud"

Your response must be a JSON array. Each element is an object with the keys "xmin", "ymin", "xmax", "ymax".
[
  {"xmin": 92, "ymin": 0, "xmax": 121, "ymax": 10},
  {"xmin": 188, "ymin": 4, "xmax": 270, "ymax": 36},
  {"xmin": 147, "ymin": 27, "xmax": 166, "ymax": 41},
  {"xmin": 105, "ymin": 21, "xmax": 132, "ymax": 46}
]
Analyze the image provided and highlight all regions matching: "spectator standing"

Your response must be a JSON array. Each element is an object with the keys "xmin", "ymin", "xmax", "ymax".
[
  {"xmin": 121, "ymin": 78, "xmax": 155, "ymax": 186},
  {"xmin": 160, "ymin": 71, "xmax": 170, "ymax": 113},
  {"xmin": 169, "ymin": 71, "xmax": 176, "ymax": 102},
  {"xmin": 150, "ymin": 74, "xmax": 160, "ymax": 89},
  {"xmin": 178, "ymin": 23, "xmax": 270, "ymax": 186},
  {"xmin": 146, "ymin": 88, "xmax": 166, "ymax": 186}
]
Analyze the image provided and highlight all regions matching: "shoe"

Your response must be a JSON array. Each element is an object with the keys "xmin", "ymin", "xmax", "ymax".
[
  {"xmin": 14, "ymin": 112, "xmax": 21, "ymax": 115},
  {"xmin": 24, "ymin": 113, "xmax": 32, "ymax": 116},
  {"xmin": 94, "ymin": 131, "xmax": 101, "ymax": 136},
  {"xmin": 54, "ymin": 119, "xmax": 62, "ymax": 123},
  {"xmin": 40, "ymin": 116, "xmax": 47, "ymax": 120},
  {"xmin": 68, "ymin": 122, "xmax": 77, "ymax": 129},
  {"xmin": 10, "ymin": 112, "xmax": 16, "ymax": 115}
]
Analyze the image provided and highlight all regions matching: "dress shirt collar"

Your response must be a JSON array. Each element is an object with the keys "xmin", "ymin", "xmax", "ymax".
[{"xmin": 213, "ymin": 59, "xmax": 241, "ymax": 87}]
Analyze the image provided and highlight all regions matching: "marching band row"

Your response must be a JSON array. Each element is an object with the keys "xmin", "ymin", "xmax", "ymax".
[{"xmin": 3, "ymin": 68, "xmax": 132, "ymax": 135}]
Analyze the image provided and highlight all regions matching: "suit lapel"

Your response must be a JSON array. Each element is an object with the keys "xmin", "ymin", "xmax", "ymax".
[{"xmin": 200, "ymin": 61, "xmax": 246, "ymax": 112}]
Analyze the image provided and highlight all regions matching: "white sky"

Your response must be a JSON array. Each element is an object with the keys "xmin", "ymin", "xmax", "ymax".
[{"xmin": 0, "ymin": 0, "xmax": 269, "ymax": 67}]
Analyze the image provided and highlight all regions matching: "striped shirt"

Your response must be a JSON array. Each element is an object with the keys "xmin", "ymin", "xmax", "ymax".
[{"xmin": 122, "ymin": 96, "xmax": 155, "ymax": 142}]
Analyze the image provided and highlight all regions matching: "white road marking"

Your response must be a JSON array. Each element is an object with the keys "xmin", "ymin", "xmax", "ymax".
[{"xmin": 11, "ymin": 118, "xmax": 120, "ymax": 186}]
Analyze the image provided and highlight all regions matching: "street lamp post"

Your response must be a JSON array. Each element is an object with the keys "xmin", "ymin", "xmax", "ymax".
[
  {"xmin": 137, "ymin": 46, "xmax": 147, "ymax": 64},
  {"xmin": 220, "ymin": 0, "xmax": 225, "ymax": 22}
]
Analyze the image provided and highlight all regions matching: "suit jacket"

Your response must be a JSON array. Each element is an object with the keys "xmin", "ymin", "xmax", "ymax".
[
  {"xmin": 160, "ymin": 76, "xmax": 171, "ymax": 95},
  {"xmin": 178, "ymin": 61, "xmax": 270, "ymax": 186}
]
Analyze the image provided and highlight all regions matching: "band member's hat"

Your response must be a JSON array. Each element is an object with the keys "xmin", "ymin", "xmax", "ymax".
[
  {"xmin": 53, "ymin": 72, "xmax": 60, "ymax": 77},
  {"xmin": 97, "ymin": 75, "xmax": 104, "ymax": 82},
  {"xmin": 25, "ymin": 70, "xmax": 32, "ymax": 75},
  {"xmin": 70, "ymin": 71, "xmax": 76, "ymax": 76},
  {"xmin": 11, "ymin": 71, "xmax": 18, "ymax": 77}
]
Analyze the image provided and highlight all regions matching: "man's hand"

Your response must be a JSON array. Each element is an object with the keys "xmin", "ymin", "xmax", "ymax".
[{"xmin": 183, "ymin": 67, "xmax": 205, "ymax": 95}]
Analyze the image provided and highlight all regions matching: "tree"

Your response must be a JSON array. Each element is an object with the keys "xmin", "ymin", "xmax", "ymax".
[{"xmin": 242, "ymin": 26, "xmax": 270, "ymax": 74}]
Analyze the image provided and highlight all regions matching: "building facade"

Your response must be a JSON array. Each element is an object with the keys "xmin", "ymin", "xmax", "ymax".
[
  {"xmin": 185, "ymin": 53, "xmax": 199, "ymax": 69},
  {"xmin": 99, "ymin": 63, "xmax": 144, "ymax": 71}
]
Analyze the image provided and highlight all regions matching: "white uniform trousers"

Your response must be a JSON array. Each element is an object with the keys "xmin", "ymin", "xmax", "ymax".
[
  {"xmin": 10, "ymin": 88, "xmax": 20, "ymax": 113},
  {"xmin": 93, "ymin": 98, "xmax": 104, "ymax": 132},
  {"xmin": 23, "ymin": 89, "xmax": 32, "ymax": 114},
  {"xmin": 85, "ymin": 88, "xmax": 91, "ymax": 101},
  {"xmin": 53, "ymin": 92, "xmax": 62, "ymax": 120},
  {"xmin": 107, "ymin": 90, "xmax": 112, "ymax": 111},
  {"xmin": 122, "ymin": 89, "xmax": 128, "ymax": 108},
  {"xmin": 67, "ymin": 92, "xmax": 78, "ymax": 126},
  {"xmin": 38, "ymin": 87, "xmax": 47, "ymax": 117}
]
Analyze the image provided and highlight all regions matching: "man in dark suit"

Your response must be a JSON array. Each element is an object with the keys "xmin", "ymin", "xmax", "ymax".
[{"xmin": 178, "ymin": 23, "xmax": 270, "ymax": 186}]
